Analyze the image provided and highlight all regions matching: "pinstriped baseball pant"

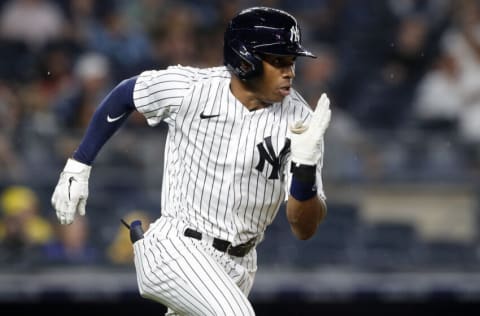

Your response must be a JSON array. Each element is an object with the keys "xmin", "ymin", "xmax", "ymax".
[{"xmin": 133, "ymin": 217, "xmax": 256, "ymax": 315}]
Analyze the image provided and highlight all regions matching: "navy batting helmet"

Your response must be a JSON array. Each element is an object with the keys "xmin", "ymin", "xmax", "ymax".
[{"xmin": 224, "ymin": 7, "xmax": 316, "ymax": 80}]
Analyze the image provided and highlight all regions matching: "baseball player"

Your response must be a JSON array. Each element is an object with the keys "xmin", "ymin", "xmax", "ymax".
[{"xmin": 51, "ymin": 7, "xmax": 331, "ymax": 315}]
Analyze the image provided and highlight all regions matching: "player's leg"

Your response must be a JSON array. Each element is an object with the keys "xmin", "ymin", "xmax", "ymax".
[
  {"xmin": 134, "ymin": 238, "xmax": 212, "ymax": 314},
  {"xmin": 134, "ymin": 235, "xmax": 255, "ymax": 316},
  {"xmin": 198, "ymin": 237, "xmax": 257, "ymax": 296}
]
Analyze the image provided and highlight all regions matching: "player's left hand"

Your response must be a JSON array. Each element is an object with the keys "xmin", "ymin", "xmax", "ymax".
[
  {"xmin": 51, "ymin": 158, "xmax": 91, "ymax": 225},
  {"xmin": 290, "ymin": 93, "xmax": 331, "ymax": 166}
]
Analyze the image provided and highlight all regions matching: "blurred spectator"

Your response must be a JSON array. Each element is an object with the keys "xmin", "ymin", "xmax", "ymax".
[
  {"xmin": 328, "ymin": 0, "xmax": 397, "ymax": 113},
  {"xmin": 43, "ymin": 215, "xmax": 99, "ymax": 265},
  {"xmin": 106, "ymin": 210, "xmax": 151, "ymax": 265},
  {"xmin": 0, "ymin": 134, "xmax": 25, "ymax": 182},
  {"xmin": 413, "ymin": 52, "xmax": 461, "ymax": 132},
  {"xmin": 413, "ymin": 0, "xmax": 480, "ymax": 167},
  {"xmin": 0, "ymin": 83, "xmax": 26, "ymax": 181},
  {"xmin": 0, "ymin": 0, "xmax": 67, "ymax": 51},
  {"xmin": 120, "ymin": 0, "xmax": 177, "ymax": 34},
  {"xmin": 84, "ymin": 4, "xmax": 152, "ymax": 80},
  {"xmin": 54, "ymin": 52, "xmax": 113, "ymax": 132},
  {"xmin": 146, "ymin": 4, "xmax": 200, "ymax": 67},
  {"xmin": 0, "ymin": 185, "xmax": 53, "ymax": 266},
  {"xmin": 346, "ymin": 12, "xmax": 442, "ymax": 130},
  {"xmin": 60, "ymin": 0, "xmax": 101, "ymax": 48},
  {"xmin": 448, "ymin": 1, "xmax": 480, "ymax": 147}
]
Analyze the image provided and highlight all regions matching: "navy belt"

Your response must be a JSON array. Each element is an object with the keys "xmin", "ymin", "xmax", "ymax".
[{"xmin": 184, "ymin": 228, "xmax": 256, "ymax": 257}]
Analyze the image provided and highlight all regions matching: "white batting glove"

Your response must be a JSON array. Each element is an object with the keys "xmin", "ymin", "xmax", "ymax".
[
  {"xmin": 51, "ymin": 158, "xmax": 91, "ymax": 225},
  {"xmin": 290, "ymin": 93, "xmax": 331, "ymax": 166}
]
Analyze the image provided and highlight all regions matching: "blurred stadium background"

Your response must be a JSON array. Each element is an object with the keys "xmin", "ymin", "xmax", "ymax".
[{"xmin": 1, "ymin": 0, "xmax": 480, "ymax": 314}]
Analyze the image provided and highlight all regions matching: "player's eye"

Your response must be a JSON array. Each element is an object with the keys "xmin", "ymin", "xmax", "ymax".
[
  {"xmin": 265, "ymin": 55, "xmax": 295, "ymax": 68},
  {"xmin": 274, "ymin": 58, "xmax": 287, "ymax": 67}
]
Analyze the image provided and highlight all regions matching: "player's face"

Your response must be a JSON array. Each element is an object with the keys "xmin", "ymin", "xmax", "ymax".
[{"xmin": 256, "ymin": 54, "xmax": 296, "ymax": 103}]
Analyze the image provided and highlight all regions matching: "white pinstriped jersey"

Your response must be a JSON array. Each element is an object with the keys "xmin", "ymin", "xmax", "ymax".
[{"xmin": 133, "ymin": 65, "xmax": 325, "ymax": 247}]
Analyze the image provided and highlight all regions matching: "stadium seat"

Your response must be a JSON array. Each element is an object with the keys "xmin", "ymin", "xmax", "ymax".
[
  {"xmin": 355, "ymin": 222, "xmax": 420, "ymax": 271},
  {"xmin": 422, "ymin": 240, "xmax": 478, "ymax": 270}
]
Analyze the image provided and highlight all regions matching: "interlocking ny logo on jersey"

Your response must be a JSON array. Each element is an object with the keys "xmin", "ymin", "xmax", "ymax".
[{"xmin": 255, "ymin": 137, "xmax": 290, "ymax": 180}]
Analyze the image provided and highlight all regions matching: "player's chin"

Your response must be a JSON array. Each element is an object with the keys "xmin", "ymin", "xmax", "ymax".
[
  {"xmin": 269, "ymin": 92, "xmax": 287, "ymax": 103},
  {"xmin": 261, "ymin": 90, "xmax": 287, "ymax": 104}
]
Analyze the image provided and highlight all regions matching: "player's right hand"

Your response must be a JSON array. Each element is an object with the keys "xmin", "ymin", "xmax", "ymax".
[{"xmin": 51, "ymin": 158, "xmax": 91, "ymax": 225}]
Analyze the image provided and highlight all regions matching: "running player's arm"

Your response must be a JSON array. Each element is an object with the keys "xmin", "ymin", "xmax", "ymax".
[
  {"xmin": 74, "ymin": 67, "xmax": 191, "ymax": 164},
  {"xmin": 285, "ymin": 93, "xmax": 331, "ymax": 240},
  {"xmin": 72, "ymin": 77, "xmax": 137, "ymax": 165},
  {"xmin": 51, "ymin": 77, "xmax": 138, "ymax": 225},
  {"xmin": 286, "ymin": 192, "xmax": 327, "ymax": 240},
  {"xmin": 52, "ymin": 69, "xmax": 190, "ymax": 225},
  {"xmin": 286, "ymin": 160, "xmax": 327, "ymax": 240}
]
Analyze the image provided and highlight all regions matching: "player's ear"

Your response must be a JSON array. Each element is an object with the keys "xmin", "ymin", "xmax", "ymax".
[{"xmin": 239, "ymin": 60, "xmax": 253, "ymax": 74}]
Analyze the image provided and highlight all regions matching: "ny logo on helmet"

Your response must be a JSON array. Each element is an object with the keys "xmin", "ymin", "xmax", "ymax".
[{"xmin": 290, "ymin": 25, "xmax": 300, "ymax": 43}]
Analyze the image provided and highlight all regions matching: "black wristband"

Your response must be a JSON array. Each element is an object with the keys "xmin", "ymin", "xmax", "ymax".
[
  {"xmin": 290, "ymin": 163, "xmax": 316, "ymax": 184},
  {"xmin": 290, "ymin": 163, "xmax": 317, "ymax": 201}
]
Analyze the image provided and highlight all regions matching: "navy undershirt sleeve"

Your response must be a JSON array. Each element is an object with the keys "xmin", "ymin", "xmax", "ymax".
[{"xmin": 73, "ymin": 76, "xmax": 137, "ymax": 165}]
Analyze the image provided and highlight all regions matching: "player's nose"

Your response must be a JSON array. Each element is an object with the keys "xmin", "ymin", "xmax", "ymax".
[{"xmin": 282, "ymin": 64, "xmax": 295, "ymax": 79}]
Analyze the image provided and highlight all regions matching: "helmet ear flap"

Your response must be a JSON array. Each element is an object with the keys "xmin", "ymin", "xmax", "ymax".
[{"xmin": 225, "ymin": 38, "xmax": 263, "ymax": 80}]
